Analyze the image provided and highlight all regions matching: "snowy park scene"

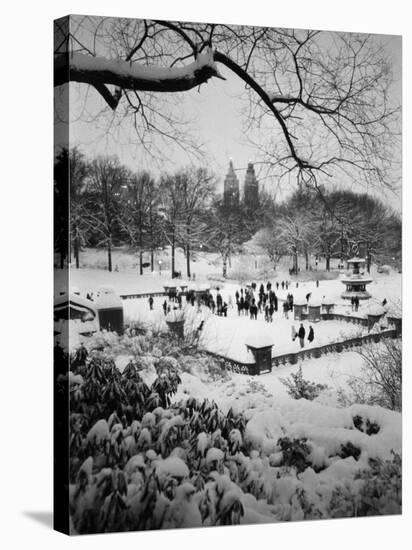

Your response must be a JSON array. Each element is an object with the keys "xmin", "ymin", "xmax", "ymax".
[{"xmin": 54, "ymin": 16, "xmax": 401, "ymax": 534}]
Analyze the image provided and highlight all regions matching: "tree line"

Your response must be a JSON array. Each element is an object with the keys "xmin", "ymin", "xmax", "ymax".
[{"xmin": 54, "ymin": 147, "xmax": 401, "ymax": 277}]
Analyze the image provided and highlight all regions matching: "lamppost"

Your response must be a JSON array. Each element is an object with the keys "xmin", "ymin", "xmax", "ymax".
[{"xmin": 158, "ymin": 260, "xmax": 162, "ymax": 275}]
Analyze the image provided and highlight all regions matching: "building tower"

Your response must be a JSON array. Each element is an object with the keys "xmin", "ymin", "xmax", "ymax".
[
  {"xmin": 223, "ymin": 159, "xmax": 240, "ymax": 209},
  {"xmin": 243, "ymin": 162, "xmax": 259, "ymax": 209}
]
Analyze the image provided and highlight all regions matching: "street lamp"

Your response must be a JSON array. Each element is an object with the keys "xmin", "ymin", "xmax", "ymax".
[{"xmin": 158, "ymin": 260, "xmax": 162, "ymax": 275}]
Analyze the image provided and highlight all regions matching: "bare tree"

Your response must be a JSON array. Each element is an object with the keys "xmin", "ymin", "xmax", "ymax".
[
  {"xmin": 118, "ymin": 171, "xmax": 156, "ymax": 275},
  {"xmin": 276, "ymin": 215, "xmax": 315, "ymax": 273},
  {"xmin": 54, "ymin": 17, "xmax": 400, "ymax": 194},
  {"xmin": 158, "ymin": 173, "xmax": 185, "ymax": 277},
  {"xmin": 246, "ymin": 227, "xmax": 286, "ymax": 271},
  {"xmin": 343, "ymin": 339, "xmax": 402, "ymax": 412},
  {"xmin": 69, "ymin": 147, "xmax": 91, "ymax": 268},
  {"xmin": 177, "ymin": 168, "xmax": 216, "ymax": 278},
  {"xmin": 87, "ymin": 155, "xmax": 126, "ymax": 271}
]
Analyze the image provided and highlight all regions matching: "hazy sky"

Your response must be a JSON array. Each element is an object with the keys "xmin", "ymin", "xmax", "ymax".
[{"xmin": 67, "ymin": 27, "xmax": 401, "ymax": 207}]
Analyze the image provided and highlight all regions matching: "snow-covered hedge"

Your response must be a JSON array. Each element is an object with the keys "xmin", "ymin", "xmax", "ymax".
[{"xmin": 64, "ymin": 332, "xmax": 401, "ymax": 534}]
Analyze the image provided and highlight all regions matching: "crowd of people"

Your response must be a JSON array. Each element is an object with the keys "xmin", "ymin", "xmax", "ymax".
[
  {"xmin": 145, "ymin": 279, "xmax": 321, "ymax": 349},
  {"xmin": 152, "ymin": 280, "xmax": 301, "ymax": 324}
]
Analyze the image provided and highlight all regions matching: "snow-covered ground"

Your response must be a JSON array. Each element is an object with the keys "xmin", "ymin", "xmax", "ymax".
[
  {"xmin": 170, "ymin": 350, "xmax": 365, "ymax": 411},
  {"xmin": 57, "ymin": 255, "xmax": 401, "ymax": 366}
]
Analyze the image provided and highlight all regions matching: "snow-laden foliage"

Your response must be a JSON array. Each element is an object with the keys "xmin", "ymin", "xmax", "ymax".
[
  {"xmin": 280, "ymin": 366, "xmax": 329, "ymax": 401},
  {"xmin": 63, "ymin": 332, "xmax": 401, "ymax": 534}
]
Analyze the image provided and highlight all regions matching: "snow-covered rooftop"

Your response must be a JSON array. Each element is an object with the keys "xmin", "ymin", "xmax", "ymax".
[
  {"xmin": 95, "ymin": 286, "xmax": 123, "ymax": 309},
  {"xmin": 347, "ymin": 257, "xmax": 366, "ymax": 264},
  {"xmin": 245, "ymin": 331, "xmax": 274, "ymax": 349}
]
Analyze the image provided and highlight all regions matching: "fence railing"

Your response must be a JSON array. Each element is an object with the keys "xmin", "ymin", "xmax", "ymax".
[
  {"xmin": 120, "ymin": 291, "xmax": 168, "ymax": 300},
  {"xmin": 205, "ymin": 328, "xmax": 397, "ymax": 375},
  {"xmin": 270, "ymin": 328, "xmax": 396, "ymax": 369}
]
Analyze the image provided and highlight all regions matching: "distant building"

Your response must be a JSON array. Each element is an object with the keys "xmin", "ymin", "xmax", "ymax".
[
  {"xmin": 243, "ymin": 162, "xmax": 259, "ymax": 209},
  {"xmin": 223, "ymin": 159, "xmax": 240, "ymax": 209}
]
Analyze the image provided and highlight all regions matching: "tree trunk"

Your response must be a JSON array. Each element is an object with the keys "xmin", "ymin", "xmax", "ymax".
[
  {"xmin": 186, "ymin": 244, "xmax": 191, "ymax": 278},
  {"xmin": 150, "ymin": 249, "xmax": 154, "ymax": 272},
  {"xmin": 74, "ymin": 238, "xmax": 80, "ymax": 269},
  {"xmin": 171, "ymin": 238, "xmax": 175, "ymax": 277},
  {"xmin": 293, "ymin": 248, "xmax": 298, "ymax": 273},
  {"xmin": 304, "ymin": 247, "xmax": 309, "ymax": 271},
  {"xmin": 107, "ymin": 239, "xmax": 112, "ymax": 272},
  {"xmin": 222, "ymin": 254, "xmax": 228, "ymax": 278},
  {"xmin": 326, "ymin": 254, "xmax": 330, "ymax": 272},
  {"xmin": 366, "ymin": 245, "xmax": 371, "ymax": 273},
  {"xmin": 139, "ymin": 250, "xmax": 143, "ymax": 276}
]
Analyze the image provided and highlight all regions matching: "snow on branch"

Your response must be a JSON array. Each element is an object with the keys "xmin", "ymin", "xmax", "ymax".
[{"xmin": 54, "ymin": 48, "xmax": 225, "ymax": 108}]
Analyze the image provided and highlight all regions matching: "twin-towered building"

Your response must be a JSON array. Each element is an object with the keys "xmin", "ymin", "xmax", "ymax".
[{"xmin": 223, "ymin": 159, "xmax": 259, "ymax": 209}]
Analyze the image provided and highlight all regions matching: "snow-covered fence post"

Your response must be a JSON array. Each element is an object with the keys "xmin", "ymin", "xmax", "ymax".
[
  {"xmin": 245, "ymin": 334, "xmax": 274, "ymax": 375},
  {"xmin": 387, "ymin": 314, "xmax": 402, "ymax": 337},
  {"xmin": 366, "ymin": 305, "xmax": 386, "ymax": 332},
  {"xmin": 293, "ymin": 300, "xmax": 307, "ymax": 321},
  {"xmin": 308, "ymin": 301, "xmax": 321, "ymax": 322},
  {"xmin": 321, "ymin": 299, "xmax": 335, "ymax": 319}
]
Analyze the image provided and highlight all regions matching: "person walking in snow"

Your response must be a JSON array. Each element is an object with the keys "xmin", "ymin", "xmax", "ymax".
[
  {"xmin": 268, "ymin": 303, "xmax": 274, "ymax": 322},
  {"xmin": 298, "ymin": 323, "xmax": 306, "ymax": 348},
  {"xmin": 162, "ymin": 300, "xmax": 167, "ymax": 315},
  {"xmin": 283, "ymin": 300, "xmax": 289, "ymax": 319},
  {"xmin": 351, "ymin": 296, "xmax": 355, "ymax": 311},
  {"xmin": 148, "ymin": 296, "xmax": 154, "ymax": 311},
  {"xmin": 308, "ymin": 326, "xmax": 314, "ymax": 344},
  {"xmin": 354, "ymin": 296, "xmax": 359, "ymax": 312},
  {"xmin": 250, "ymin": 299, "xmax": 258, "ymax": 320}
]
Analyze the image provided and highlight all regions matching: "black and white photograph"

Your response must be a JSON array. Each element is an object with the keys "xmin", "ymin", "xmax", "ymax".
[{"xmin": 53, "ymin": 12, "xmax": 401, "ymax": 536}]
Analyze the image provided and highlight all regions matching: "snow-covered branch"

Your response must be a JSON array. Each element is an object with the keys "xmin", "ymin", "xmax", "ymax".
[{"xmin": 54, "ymin": 48, "xmax": 225, "ymax": 109}]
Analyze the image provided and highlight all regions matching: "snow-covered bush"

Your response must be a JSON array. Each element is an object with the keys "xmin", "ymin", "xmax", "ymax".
[
  {"xmin": 280, "ymin": 366, "xmax": 329, "ymax": 401},
  {"xmin": 338, "ymin": 339, "xmax": 402, "ymax": 411},
  {"xmin": 63, "ymin": 329, "xmax": 402, "ymax": 534}
]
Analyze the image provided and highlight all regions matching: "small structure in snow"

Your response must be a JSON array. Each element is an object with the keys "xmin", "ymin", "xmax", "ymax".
[
  {"xmin": 387, "ymin": 312, "xmax": 402, "ymax": 337},
  {"xmin": 308, "ymin": 301, "xmax": 321, "ymax": 322},
  {"xmin": 95, "ymin": 286, "xmax": 124, "ymax": 334},
  {"xmin": 245, "ymin": 333, "xmax": 273, "ymax": 375},
  {"xmin": 321, "ymin": 297, "xmax": 335, "ymax": 315},
  {"xmin": 341, "ymin": 257, "xmax": 372, "ymax": 301},
  {"xmin": 366, "ymin": 304, "xmax": 386, "ymax": 331},
  {"xmin": 293, "ymin": 299, "xmax": 307, "ymax": 321}
]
